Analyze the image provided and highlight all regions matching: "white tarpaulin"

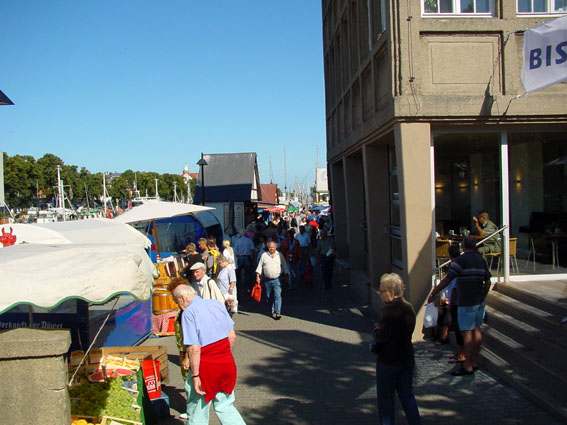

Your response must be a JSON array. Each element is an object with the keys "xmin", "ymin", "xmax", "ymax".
[
  {"xmin": 521, "ymin": 15, "xmax": 567, "ymax": 93},
  {"xmin": 2, "ymin": 219, "xmax": 151, "ymax": 248},
  {"xmin": 113, "ymin": 200, "xmax": 214, "ymax": 224},
  {"xmin": 0, "ymin": 243, "xmax": 155, "ymax": 314}
]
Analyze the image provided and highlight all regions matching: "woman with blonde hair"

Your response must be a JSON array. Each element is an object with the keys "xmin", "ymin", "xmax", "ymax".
[
  {"xmin": 372, "ymin": 273, "xmax": 421, "ymax": 425},
  {"xmin": 222, "ymin": 239, "xmax": 235, "ymax": 269}
]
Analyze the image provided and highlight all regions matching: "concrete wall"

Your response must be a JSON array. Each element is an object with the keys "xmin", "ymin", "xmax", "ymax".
[
  {"xmin": 323, "ymin": 0, "xmax": 567, "ymax": 162},
  {"xmin": 330, "ymin": 160, "xmax": 349, "ymax": 259},
  {"xmin": 0, "ymin": 328, "xmax": 71, "ymax": 425},
  {"xmin": 363, "ymin": 141, "xmax": 391, "ymax": 286},
  {"xmin": 344, "ymin": 153, "xmax": 367, "ymax": 270}
]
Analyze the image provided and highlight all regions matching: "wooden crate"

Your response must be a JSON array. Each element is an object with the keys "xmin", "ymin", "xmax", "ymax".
[
  {"xmin": 71, "ymin": 415, "xmax": 98, "ymax": 424},
  {"xmin": 100, "ymin": 416, "xmax": 142, "ymax": 425},
  {"xmin": 93, "ymin": 346, "xmax": 169, "ymax": 383}
]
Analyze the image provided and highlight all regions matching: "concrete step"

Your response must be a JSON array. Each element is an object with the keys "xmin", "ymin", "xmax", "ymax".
[
  {"xmin": 479, "ymin": 346, "xmax": 567, "ymax": 423},
  {"xmin": 480, "ymin": 282, "xmax": 567, "ymax": 423},
  {"xmin": 482, "ymin": 324, "xmax": 567, "ymax": 390},
  {"xmin": 484, "ymin": 305, "xmax": 567, "ymax": 371},
  {"xmin": 494, "ymin": 282, "xmax": 567, "ymax": 317},
  {"xmin": 486, "ymin": 291, "xmax": 567, "ymax": 337}
]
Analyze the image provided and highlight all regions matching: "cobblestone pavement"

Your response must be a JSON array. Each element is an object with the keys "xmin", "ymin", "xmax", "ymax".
[{"xmin": 145, "ymin": 268, "xmax": 562, "ymax": 425}]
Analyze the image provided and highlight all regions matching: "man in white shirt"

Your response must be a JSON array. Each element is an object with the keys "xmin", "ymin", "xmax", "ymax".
[{"xmin": 256, "ymin": 241, "xmax": 289, "ymax": 320}]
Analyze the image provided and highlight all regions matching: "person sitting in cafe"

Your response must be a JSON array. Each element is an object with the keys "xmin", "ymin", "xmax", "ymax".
[{"xmin": 473, "ymin": 211, "xmax": 501, "ymax": 254}]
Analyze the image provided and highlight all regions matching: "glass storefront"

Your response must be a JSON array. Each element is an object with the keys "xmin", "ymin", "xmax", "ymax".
[
  {"xmin": 509, "ymin": 132, "xmax": 567, "ymax": 274},
  {"xmin": 434, "ymin": 130, "xmax": 567, "ymax": 277}
]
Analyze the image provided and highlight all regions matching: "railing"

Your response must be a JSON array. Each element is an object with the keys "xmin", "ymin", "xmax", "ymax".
[{"xmin": 435, "ymin": 225, "xmax": 509, "ymax": 271}]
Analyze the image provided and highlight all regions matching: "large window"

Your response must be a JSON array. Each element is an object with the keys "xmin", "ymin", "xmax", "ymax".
[
  {"xmin": 423, "ymin": 0, "xmax": 493, "ymax": 14},
  {"xmin": 509, "ymin": 132, "xmax": 567, "ymax": 274},
  {"xmin": 434, "ymin": 134, "xmax": 501, "ymax": 237},
  {"xmin": 517, "ymin": 0, "xmax": 567, "ymax": 13}
]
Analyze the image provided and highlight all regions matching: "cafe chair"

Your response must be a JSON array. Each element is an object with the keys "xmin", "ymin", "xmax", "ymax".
[
  {"xmin": 485, "ymin": 237, "xmax": 519, "ymax": 276},
  {"xmin": 524, "ymin": 235, "xmax": 537, "ymax": 271}
]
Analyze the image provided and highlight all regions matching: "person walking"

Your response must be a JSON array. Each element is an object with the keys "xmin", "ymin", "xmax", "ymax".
[
  {"xmin": 373, "ymin": 273, "xmax": 422, "ymax": 425},
  {"xmin": 233, "ymin": 229, "xmax": 255, "ymax": 299},
  {"xmin": 172, "ymin": 284, "xmax": 247, "ymax": 425},
  {"xmin": 280, "ymin": 229, "xmax": 301, "ymax": 289},
  {"xmin": 315, "ymin": 230, "xmax": 335, "ymax": 289},
  {"xmin": 428, "ymin": 235, "xmax": 492, "ymax": 375},
  {"xmin": 295, "ymin": 225, "xmax": 311, "ymax": 279},
  {"xmin": 256, "ymin": 241, "xmax": 289, "ymax": 320},
  {"xmin": 216, "ymin": 255, "xmax": 238, "ymax": 317}
]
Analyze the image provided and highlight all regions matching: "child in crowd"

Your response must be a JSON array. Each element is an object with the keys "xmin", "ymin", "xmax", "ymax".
[{"xmin": 303, "ymin": 258, "xmax": 313, "ymax": 287}]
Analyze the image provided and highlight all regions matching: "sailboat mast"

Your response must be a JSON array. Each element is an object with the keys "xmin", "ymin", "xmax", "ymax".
[{"xmin": 284, "ymin": 147, "xmax": 287, "ymax": 200}]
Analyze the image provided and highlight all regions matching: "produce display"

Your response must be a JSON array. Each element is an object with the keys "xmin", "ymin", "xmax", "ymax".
[
  {"xmin": 71, "ymin": 420, "xmax": 100, "ymax": 425},
  {"xmin": 69, "ymin": 376, "xmax": 140, "ymax": 422}
]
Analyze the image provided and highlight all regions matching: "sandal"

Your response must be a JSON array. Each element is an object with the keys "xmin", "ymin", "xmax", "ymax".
[
  {"xmin": 448, "ymin": 358, "xmax": 465, "ymax": 364},
  {"xmin": 451, "ymin": 366, "xmax": 475, "ymax": 376},
  {"xmin": 435, "ymin": 339, "xmax": 449, "ymax": 346}
]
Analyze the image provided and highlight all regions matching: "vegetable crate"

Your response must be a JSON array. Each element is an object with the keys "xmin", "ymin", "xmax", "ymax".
[
  {"xmin": 100, "ymin": 416, "xmax": 143, "ymax": 425},
  {"xmin": 89, "ymin": 346, "xmax": 168, "ymax": 383}
]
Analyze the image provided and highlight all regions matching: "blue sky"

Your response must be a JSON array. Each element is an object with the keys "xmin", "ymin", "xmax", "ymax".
[{"xmin": 0, "ymin": 1, "xmax": 326, "ymax": 191}]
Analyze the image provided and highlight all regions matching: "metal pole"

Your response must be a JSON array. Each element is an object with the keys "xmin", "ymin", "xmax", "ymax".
[
  {"xmin": 501, "ymin": 131, "xmax": 510, "ymax": 282},
  {"xmin": 201, "ymin": 153, "xmax": 205, "ymax": 206}
]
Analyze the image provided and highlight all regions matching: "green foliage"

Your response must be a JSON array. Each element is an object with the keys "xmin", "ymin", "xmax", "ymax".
[{"xmin": 2, "ymin": 152, "xmax": 186, "ymax": 208}]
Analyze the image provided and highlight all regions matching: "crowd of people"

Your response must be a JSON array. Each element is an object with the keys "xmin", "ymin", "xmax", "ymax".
[
  {"xmin": 163, "ymin": 207, "xmax": 497, "ymax": 425},
  {"xmin": 166, "ymin": 207, "xmax": 334, "ymax": 424}
]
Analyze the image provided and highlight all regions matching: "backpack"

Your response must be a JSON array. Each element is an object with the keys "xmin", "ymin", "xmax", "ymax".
[{"xmin": 208, "ymin": 248, "xmax": 220, "ymax": 276}]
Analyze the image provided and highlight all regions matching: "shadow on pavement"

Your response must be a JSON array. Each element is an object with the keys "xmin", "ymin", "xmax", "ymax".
[{"xmin": 237, "ymin": 329, "xmax": 375, "ymax": 425}]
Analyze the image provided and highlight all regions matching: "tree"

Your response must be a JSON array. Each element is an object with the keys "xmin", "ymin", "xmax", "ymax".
[
  {"xmin": 3, "ymin": 154, "xmax": 37, "ymax": 208},
  {"xmin": 35, "ymin": 153, "xmax": 64, "ymax": 201},
  {"xmin": 2, "ymin": 152, "xmax": 196, "ymax": 209}
]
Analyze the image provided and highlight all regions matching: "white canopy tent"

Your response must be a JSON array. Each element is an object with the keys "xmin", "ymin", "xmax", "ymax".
[
  {"xmin": 0, "ymin": 243, "xmax": 155, "ymax": 315},
  {"xmin": 3, "ymin": 219, "xmax": 151, "ymax": 248},
  {"xmin": 113, "ymin": 200, "xmax": 213, "ymax": 224}
]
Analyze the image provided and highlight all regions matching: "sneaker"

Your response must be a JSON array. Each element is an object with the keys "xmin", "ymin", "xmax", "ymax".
[{"xmin": 180, "ymin": 412, "xmax": 188, "ymax": 419}]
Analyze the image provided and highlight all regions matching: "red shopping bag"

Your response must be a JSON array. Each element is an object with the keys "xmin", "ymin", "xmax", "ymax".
[
  {"xmin": 141, "ymin": 359, "xmax": 162, "ymax": 400},
  {"xmin": 251, "ymin": 282, "xmax": 262, "ymax": 302}
]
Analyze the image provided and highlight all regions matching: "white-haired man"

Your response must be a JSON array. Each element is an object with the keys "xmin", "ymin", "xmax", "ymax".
[{"xmin": 173, "ymin": 284, "xmax": 246, "ymax": 425}]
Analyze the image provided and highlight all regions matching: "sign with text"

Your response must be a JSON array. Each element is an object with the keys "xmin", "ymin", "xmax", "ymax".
[
  {"xmin": 316, "ymin": 167, "xmax": 328, "ymax": 193},
  {"xmin": 521, "ymin": 15, "xmax": 567, "ymax": 93}
]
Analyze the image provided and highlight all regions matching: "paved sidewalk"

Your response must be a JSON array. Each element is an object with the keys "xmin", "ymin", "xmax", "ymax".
[{"xmin": 145, "ymin": 271, "xmax": 561, "ymax": 425}]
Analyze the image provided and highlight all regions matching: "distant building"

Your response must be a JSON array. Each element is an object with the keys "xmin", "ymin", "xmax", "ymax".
[
  {"xmin": 259, "ymin": 184, "xmax": 279, "ymax": 209},
  {"xmin": 321, "ymin": 1, "xmax": 567, "ymax": 312},
  {"xmin": 194, "ymin": 153, "xmax": 262, "ymax": 235}
]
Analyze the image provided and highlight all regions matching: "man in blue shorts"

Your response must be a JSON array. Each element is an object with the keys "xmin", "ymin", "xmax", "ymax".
[{"xmin": 429, "ymin": 236, "xmax": 491, "ymax": 376}]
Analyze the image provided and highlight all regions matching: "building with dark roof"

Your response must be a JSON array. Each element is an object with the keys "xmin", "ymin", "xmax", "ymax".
[{"xmin": 194, "ymin": 153, "xmax": 262, "ymax": 235}]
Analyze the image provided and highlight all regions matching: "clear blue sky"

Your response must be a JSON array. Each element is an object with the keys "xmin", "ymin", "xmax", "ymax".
[{"xmin": 0, "ymin": 1, "xmax": 326, "ymax": 191}]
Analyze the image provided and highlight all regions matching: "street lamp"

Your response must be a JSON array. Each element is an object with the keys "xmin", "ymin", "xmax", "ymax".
[{"xmin": 197, "ymin": 154, "xmax": 208, "ymax": 206}]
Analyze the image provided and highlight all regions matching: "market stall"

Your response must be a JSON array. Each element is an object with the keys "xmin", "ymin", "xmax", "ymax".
[
  {"xmin": 0, "ymin": 227, "xmax": 162, "ymax": 425},
  {"xmin": 0, "ymin": 220, "xmax": 155, "ymax": 350}
]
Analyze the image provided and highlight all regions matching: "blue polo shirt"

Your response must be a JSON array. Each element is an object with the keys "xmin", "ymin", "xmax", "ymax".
[{"xmin": 181, "ymin": 296, "xmax": 234, "ymax": 347}]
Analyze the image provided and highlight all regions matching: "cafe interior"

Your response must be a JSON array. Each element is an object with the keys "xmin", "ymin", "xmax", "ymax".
[{"xmin": 433, "ymin": 131, "xmax": 567, "ymax": 277}]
